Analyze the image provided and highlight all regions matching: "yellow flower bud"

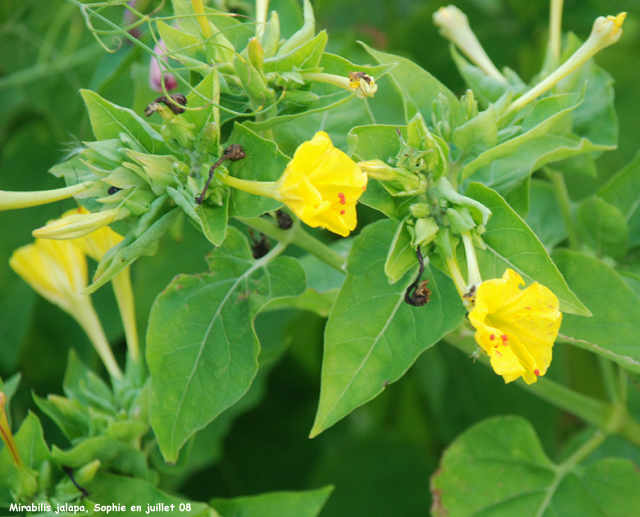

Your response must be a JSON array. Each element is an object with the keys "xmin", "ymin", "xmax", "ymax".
[
  {"xmin": 32, "ymin": 208, "xmax": 121, "ymax": 240},
  {"xmin": 221, "ymin": 132, "xmax": 368, "ymax": 237},
  {"xmin": 468, "ymin": 269, "xmax": 563, "ymax": 385}
]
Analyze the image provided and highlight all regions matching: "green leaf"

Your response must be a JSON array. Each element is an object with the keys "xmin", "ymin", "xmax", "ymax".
[
  {"xmin": 0, "ymin": 413, "xmax": 50, "ymax": 505},
  {"xmin": 167, "ymin": 186, "xmax": 229, "ymax": 246},
  {"xmin": 148, "ymin": 227, "xmax": 306, "ymax": 462},
  {"xmin": 63, "ymin": 350, "xmax": 117, "ymax": 414},
  {"xmin": 577, "ymin": 197, "xmax": 629, "ymax": 260},
  {"xmin": 86, "ymin": 472, "xmax": 216, "ymax": 517},
  {"xmin": 210, "ymin": 487, "xmax": 333, "ymax": 517},
  {"xmin": 553, "ymin": 249, "xmax": 640, "ymax": 374},
  {"xmin": 461, "ymin": 89, "xmax": 586, "ymax": 182},
  {"xmin": 52, "ymin": 437, "xmax": 149, "ymax": 479},
  {"xmin": 347, "ymin": 125, "xmax": 417, "ymax": 219},
  {"xmin": 156, "ymin": 21, "xmax": 209, "ymax": 72},
  {"xmin": 466, "ymin": 183, "xmax": 590, "ymax": 316},
  {"xmin": 452, "ymin": 104, "xmax": 498, "ymax": 154},
  {"xmin": 431, "ymin": 416, "xmax": 640, "ymax": 517},
  {"xmin": 33, "ymin": 393, "xmax": 90, "ymax": 442},
  {"xmin": 226, "ymin": 124, "xmax": 287, "ymax": 218},
  {"xmin": 183, "ymin": 69, "xmax": 219, "ymax": 135},
  {"xmin": 310, "ymin": 219, "xmax": 465, "ymax": 437},
  {"xmin": 525, "ymin": 179, "xmax": 567, "ymax": 250},
  {"xmin": 361, "ymin": 43, "xmax": 463, "ymax": 125},
  {"xmin": 599, "ymin": 151, "xmax": 640, "ymax": 248},
  {"xmin": 80, "ymin": 89, "xmax": 167, "ymax": 154},
  {"xmin": 385, "ymin": 219, "xmax": 416, "ymax": 284}
]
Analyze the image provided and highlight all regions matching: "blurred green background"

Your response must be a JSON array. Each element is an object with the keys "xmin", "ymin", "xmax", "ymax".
[{"xmin": 1, "ymin": 1, "xmax": 640, "ymax": 515}]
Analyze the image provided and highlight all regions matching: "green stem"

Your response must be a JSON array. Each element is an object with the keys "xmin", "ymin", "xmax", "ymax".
[
  {"xmin": 546, "ymin": 168, "xmax": 580, "ymax": 250},
  {"xmin": 547, "ymin": 0, "xmax": 564, "ymax": 71},
  {"xmin": 239, "ymin": 216, "xmax": 346, "ymax": 273},
  {"xmin": 443, "ymin": 329, "xmax": 640, "ymax": 448},
  {"xmin": 535, "ymin": 430, "xmax": 605, "ymax": 517},
  {"xmin": 599, "ymin": 356, "xmax": 618, "ymax": 403}
]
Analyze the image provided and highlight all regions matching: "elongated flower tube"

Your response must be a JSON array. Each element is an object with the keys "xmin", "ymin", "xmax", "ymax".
[
  {"xmin": 506, "ymin": 12, "xmax": 626, "ymax": 115},
  {"xmin": 302, "ymin": 72, "xmax": 378, "ymax": 99},
  {"xmin": 433, "ymin": 5, "xmax": 507, "ymax": 83},
  {"xmin": 9, "ymin": 239, "xmax": 122, "ymax": 379},
  {"xmin": 220, "ymin": 131, "xmax": 367, "ymax": 237},
  {"xmin": 69, "ymin": 208, "xmax": 140, "ymax": 364},
  {"xmin": 32, "ymin": 208, "xmax": 121, "ymax": 240},
  {"xmin": 0, "ymin": 183, "xmax": 90, "ymax": 212},
  {"xmin": 0, "ymin": 392, "xmax": 21, "ymax": 467},
  {"xmin": 468, "ymin": 269, "xmax": 563, "ymax": 385}
]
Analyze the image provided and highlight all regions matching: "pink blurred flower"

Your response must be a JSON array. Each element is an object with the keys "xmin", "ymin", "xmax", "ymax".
[{"xmin": 149, "ymin": 40, "xmax": 178, "ymax": 93}]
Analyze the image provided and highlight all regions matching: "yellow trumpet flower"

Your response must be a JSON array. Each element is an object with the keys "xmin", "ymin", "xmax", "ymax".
[
  {"xmin": 0, "ymin": 183, "xmax": 90, "ymax": 212},
  {"xmin": 70, "ymin": 208, "xmax": 140, "ymax": 364},
  {"xmin": 468, "ymin": 269, "xmax": 563, "ymax": 385},
  {"xmin": 220, "ymin": 131, "xmax": 368, "ymax": 237},
  {"xmin": 9, "ymin": 238, "xmax": 122, "ymax": 379}
]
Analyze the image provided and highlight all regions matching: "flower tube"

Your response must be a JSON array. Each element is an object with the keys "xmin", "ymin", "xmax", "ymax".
[
  {"xmin": 32, "ymin": 208, "xmax": 121, "ymax": 240},
  {"xmin": 0, "ymin": 183, "xmax": 90, "ymax": 212},
  {"xmin": 219, "ymin": 131, "xmax": 368, "ymax": 237}
]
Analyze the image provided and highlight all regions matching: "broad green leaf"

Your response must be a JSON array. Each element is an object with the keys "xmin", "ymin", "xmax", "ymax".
[
  {"xmin": 347, "ymin": 125, "xmax": 417, "ymax": 219},
  {"xmin": 226, "ymin": 124, "xmax": 287, "ymax": 218},
  {"xmin": 461, "ymin": 89, "xmax": 585, "ymax": 182},
  {"xmin": 361, "ymin": 43, "xmax": 463, "ymax": 125},
  {"xmin": 80, "ymin": 90, "xmax": 167, "ymax": 154},
  {"xmin": 553, "ymin": 249, "xmax": 640, "ymax": 374},
  {"xmin": 503, "ymin": 174, "xmax": 530, "ymax": 218},
  {"xmin": 599, "ymin": 151, "xmax": 640, "ymax": 247},
  {"xmin": 452, "ymin": 104, "xmax": 498, "ymax": 154},
  {"xmin": 431, "ymin": 416, "xmax": 640, "ymax": 517},
  {"xmin": 525, "ymin": 179, "xmax": 567, "ymax": 250},
  {"xmin": 577, "ymin": 197, "xmax": 629, "ymax": 260},
  {"xmin": 86, "ymin": 472, "xmax": 216, "ymax": 517},
  {"xmin": 157, "ymin": 21, "xmax": 209, "ymax": 72},
  {"xmin": 385, "ymin": 219, "xmax": 416, "ymax": 284},
  {"xmin": 52, "ymin": 437, "xmax": 149, "ymax": 479},
  {"xmin": 210, "ymin": 486, "xmax": 333, "ymax": 517},
  {"xmin": 148, "ymin": 227, "xmax": 306, "ymax": 462},
  {"xmin": 0, "ymin": 413, "xmax": 50, "ymax": 505},
  {"xmin": 310, "ymin": 219, "xmax": 465, "ymax": 437},
  {"xmin": 466, "ymin": 183, "xmax": 590, "ymax": 316},
  {"xmin": 183, "ymin": 69, "xmax": 219, "ymax": 135}
]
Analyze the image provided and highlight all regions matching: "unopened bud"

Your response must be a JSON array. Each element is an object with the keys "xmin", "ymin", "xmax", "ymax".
[
  {"xmin": 447, "ymin": 207, "xmax": 475, "ymax": 235},
  {"xmin": 248, "ymin": 37, "xmax": 265, "ymax": 71},
  {"xmin": 413, "ymin": 217, "xmax": 440, "ymax": 247},
  {"xmin": 409, "ymin": 203, "xmax": 431, "ymax": 219}
]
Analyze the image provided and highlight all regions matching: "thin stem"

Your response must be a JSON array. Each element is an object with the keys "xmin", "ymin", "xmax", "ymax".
[
  {"xmin": 443, "ymin": 330, "xmax": 640, "ymax": 448},
  {"xmin": 599, "ymin": 356, "xmax": 618, "ymax": 403},
  {"xmin": 546, "ymin": 168, "xmax": 580, "ymax": 250},
  {"xmin": 240, "ymin": 216, "xmax": 346, "ymax": 273},
  {"xmin": 548, "ymin": 0, "xmax": 564, "ymax": 69}
]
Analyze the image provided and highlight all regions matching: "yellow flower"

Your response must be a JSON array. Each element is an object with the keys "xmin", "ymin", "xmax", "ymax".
[
  {"xmin": 220, "ymin": 131, "xmax": 368, "ymax": 237},
  {"xmin": 68, "ymin": 207, "xmax": 124, "ymax": 261},
  {"xmin": 468, "ymin": 269, "xmax": 562, "ymax": 385},
  {"xmin": 9, "ymin": 238, "xmax": 122, "ymax": 379},
  {"xmin": 0, "ymin": 183, "xmax": 91, "ymax": 212},
  {"xmin": 32, "ymin": 207, "xmax": 121, "ymax": 240}
]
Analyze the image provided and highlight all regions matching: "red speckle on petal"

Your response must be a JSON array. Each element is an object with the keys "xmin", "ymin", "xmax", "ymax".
[
  {"xmin": 525, "ymin": 307, "xmax": 531, "ymax": 310},
  {"xmin": 494, "ymin": 345, "xmax": 499, "ymax": 349},
  {"xmin": 361, "ymin": 185, "xmax": 366, "ymax": 191},
  {"xmin": 534, "ymin": 369, "xmax": 540, "ymax": 376},
  {"xmin": 340, "ymin": 210, "xmax": 345, "ymax": 215},
  {"xmin": 496, "ymin": 351, "xmax": 503, "ymax": 357},
  {"xmin": 338, "ymin": 193, "xmax": 346, "ymax": 205},
  {"xmin": 490, "ymin": 334, "xmax": 495, "ymax": 341},
  {"xmin": 501, "ymin": 335, "xmax": 508, "ymax": 346}
]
